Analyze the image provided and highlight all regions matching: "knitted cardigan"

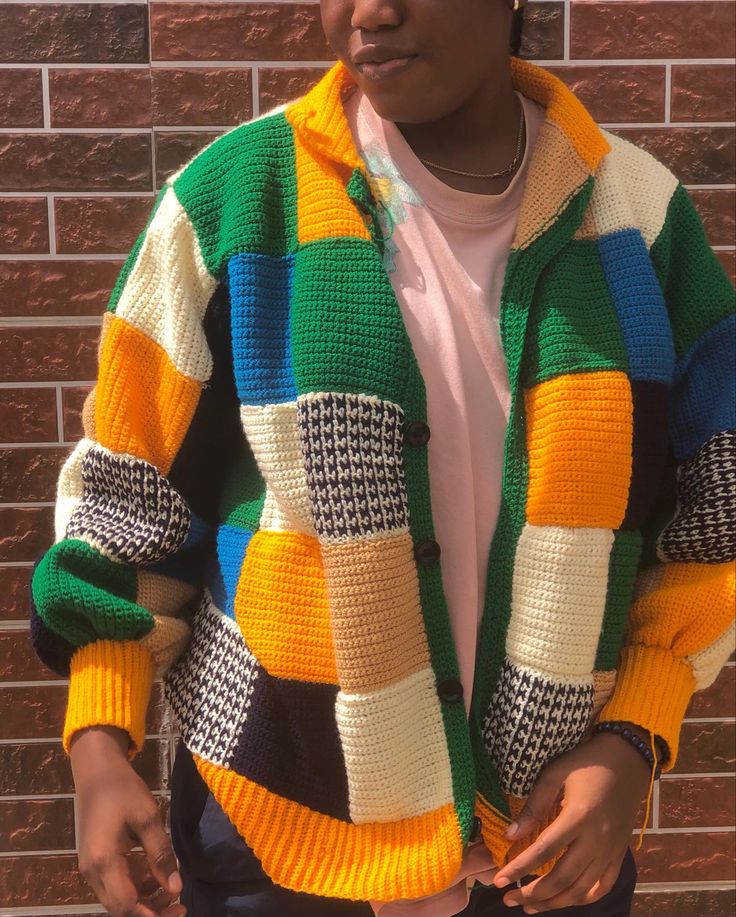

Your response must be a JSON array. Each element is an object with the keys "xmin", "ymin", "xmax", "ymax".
[{"xmin": 30, "ymin": 56, "xmax": 735, "ymax": 902}]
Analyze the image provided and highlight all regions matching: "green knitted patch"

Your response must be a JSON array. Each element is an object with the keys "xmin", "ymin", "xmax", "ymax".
[
  {"xmin": 650, "ymin": 182, "xmax": 736, "ymax": 358},
  {"xmin": 219, "ymin": 437, "xmax": 266, "ymax": 531},
  {"xmin": 290, "ymin": 236, "xmax": 414, "ymax": 402},
  {"xmin": 31, "ymin": 538, "xmax": 152, "ymax": 646},
  {"xmin": 595, "ymin": 529, "xmax": 643, "ymax": 671},
  {"xmin": 173, "ymin": 113, "xmax": 299, "ymax": 272},
  {"xmin": 522, "ymin": 238, "xmax": 628, "ymax": 388}
]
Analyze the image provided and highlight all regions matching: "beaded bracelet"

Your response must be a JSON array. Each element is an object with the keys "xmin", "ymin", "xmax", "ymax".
[{"xmin": 592, "ymin": 721, "xmax": 665, "ymax": 779}]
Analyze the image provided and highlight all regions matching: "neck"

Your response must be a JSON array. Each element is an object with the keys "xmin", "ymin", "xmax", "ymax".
[{"xmin": 394, "ymin": 66, "xmax": 522, "ymax": 193}]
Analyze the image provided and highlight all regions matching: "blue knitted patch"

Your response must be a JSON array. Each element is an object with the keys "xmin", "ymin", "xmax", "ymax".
[
  {"xmin": 216, "ymin": 523, "xmax": 254, "ymax": 619},
  {"xmin": 597, "ymin": 228, "xmax": 675, "ymax": 383},
  {"xmin": 228, "ymin": 252, "xmax": 296, "ymax": 405}
]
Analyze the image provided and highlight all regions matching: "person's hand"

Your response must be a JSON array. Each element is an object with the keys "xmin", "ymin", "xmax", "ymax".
[
  {"xmin": 70, "ymin": 726, "xmax": 187, "ymax": 917},
  {"xmin": 492, "ymin": 725, "xmax": 653, "ymax": 913}
]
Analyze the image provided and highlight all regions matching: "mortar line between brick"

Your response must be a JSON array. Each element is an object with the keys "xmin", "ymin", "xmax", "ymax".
[
  {"xmin": 47, "ymin": 194, "xmax": 56, "ymax": 256},
  {"xmin": 40, "ymin": 66, "xmax": 50, "ymax": 130},
  {"xmin": 563, "ymin": 0, "xmax": 570, "ymax": 64},
  {"xmin": 55, "ymin": 383, "xmax": 65, "ymax": 443},
  {"xmin": 665, "ymin": 62, "xmax": 672, "ymax": 125},
  {"xmin": 252, "ymin": 65, "xmax": 260, "ymax": 118}
]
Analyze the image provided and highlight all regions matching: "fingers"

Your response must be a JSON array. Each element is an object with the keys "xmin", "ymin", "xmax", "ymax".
[
  {"xmin": 494, "ymin": 806, "xmax": 578, "ymax": 888},
  {"xmin": 512, "ymin": 856, "xmax": 623, "ymax": 913},
  {"xmin": 131, "ymin": 801, "xmax": 183, "ymax": 899},
  {"xmin": 499, "ymin": 839, "xmax": 594, "ymax": 910},
  {"xmin": 80, "ymin": 849, "xmax": 159, "ymax": 917},
  {"xmin": 505, "ymin": 772, "xmax": 563, "ymax": 843}
]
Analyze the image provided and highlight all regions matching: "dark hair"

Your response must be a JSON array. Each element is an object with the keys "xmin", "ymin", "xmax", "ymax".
[{"xmin": 510, "ymin": 6, "xmax": 525, "ymax": 57}]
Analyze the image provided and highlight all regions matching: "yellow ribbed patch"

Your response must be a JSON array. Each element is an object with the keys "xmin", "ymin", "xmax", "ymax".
[
  {"xmin": 234, "ymin": 529, "xmax": 337, "ymax": 685},
  {"xmin": 286, "ymin": 106, "xmax": 372, "ymax": 245},
  {"xmin": 95, "ymin": 315, "xmax": 202, "ymax": 474},
  {"xmin": 193, "ymin": 753, "xmax": 463, "ymax": 902},
  {"xmin": 524, "ymin": 370, "xmax": 633, "ymax": 528},
  {"xmin": 628, "ymin": 559, "xmax": 735, "ymax": 657},
  {"xmin": 64, "ymin": 639, "xmax": 154, "ymax": 759}
]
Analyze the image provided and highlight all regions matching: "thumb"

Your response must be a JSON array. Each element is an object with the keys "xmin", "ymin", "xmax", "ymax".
[
  {"xmin": 505, "ymin": 773, "xmax": 562, "ymax": 842},
  {"xmin": 135, "ymin": 810, "xmax": 182, "ymax": 896}
]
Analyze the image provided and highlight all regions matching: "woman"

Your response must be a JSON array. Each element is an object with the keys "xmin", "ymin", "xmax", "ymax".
[{"xmin": 28, "ymin": 1, "xmax": 735, "ymax": 916}]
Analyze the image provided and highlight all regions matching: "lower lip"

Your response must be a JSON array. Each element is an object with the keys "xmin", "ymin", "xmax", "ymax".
[{"xmin": 356, "ymin": 56, "xmax": 417, "ymax": 81}]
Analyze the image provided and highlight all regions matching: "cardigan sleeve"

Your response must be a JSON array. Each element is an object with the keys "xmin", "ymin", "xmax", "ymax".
[
  {"xmin": 28, "ymin": 183, "xmax": 242, "ymax": 760},
  {"xmin": 597, "ymin": 182, "xmax": 736, "ymax": 771}
]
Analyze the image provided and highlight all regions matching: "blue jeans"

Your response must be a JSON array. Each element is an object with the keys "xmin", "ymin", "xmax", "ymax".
[{"xmin": 169, "ymin": 743, "xmax": 636, "ymax": 917}]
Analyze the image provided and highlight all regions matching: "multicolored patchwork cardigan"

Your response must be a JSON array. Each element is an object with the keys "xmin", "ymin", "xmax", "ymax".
[{"xmin": 30, "ymin": 56, "xmax": 735, "ymax": 902}]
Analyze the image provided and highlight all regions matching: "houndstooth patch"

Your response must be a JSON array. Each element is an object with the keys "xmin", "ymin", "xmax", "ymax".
[
  {"xmin": 297, "ymin": 392, "xmax": 409, "ymax": 541},
  {"xmin": 66, "ymin": 444, "xmax": 190, "ymax": 565},
  {"xmin": 658, "ymin": 430, "xmax": 736, "ymax": 564},
  {"xmin": 164, "ymin": 594, "xmax": 261, "ymax": 767},
  {"xmin": 482, "ymin": 657, "xmax": 593, "ymax": 797}
]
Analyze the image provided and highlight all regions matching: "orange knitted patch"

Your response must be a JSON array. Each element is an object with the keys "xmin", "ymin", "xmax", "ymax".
[
  {"xmin": 524, "ymin": 370, "xmax": 633, "ymax": 528},
  {"xmin": 193, "ymin": 752, "xmax": 464, "ymax": 902},
  {"xmin": 234, "ymin": 529, "xmax": 337, "ymax": 685},
  {"xmin": 95, "ymin": 315, "xmax": 201, "ymax": 474}
]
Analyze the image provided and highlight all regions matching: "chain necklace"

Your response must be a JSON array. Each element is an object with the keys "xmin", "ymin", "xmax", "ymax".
[{"xmin": 417, "ymin": 97, "xmax": 525, "ymax": 179}]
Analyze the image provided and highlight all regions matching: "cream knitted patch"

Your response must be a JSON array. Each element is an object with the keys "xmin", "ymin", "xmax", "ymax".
[{"xmin": 335, "ymin": 667, "xmax": 454, "ymax": 824}]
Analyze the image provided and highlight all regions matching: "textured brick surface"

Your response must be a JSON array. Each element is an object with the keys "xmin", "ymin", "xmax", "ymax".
[
  {"xmin": 0, "ymin": 3, "xmax": 149, "ymax": 64},
  {"xmin": 671, "ymin": 64, "xmax": 736, "ymax": 122},
  {"xmin": 0, "ymin": 197, "xmax": 49, "ymax": 255},
  {"xmin": 571, "ymin": 2, "xmax": 736, "ymax": 60},
  {"xmin": 50, "ymin": 67, "xmax": 153, "ymax": 128},
  {"xmin": 0, "ymin": 387, "xmax": 58, "ymax": 443},
  {"xmin": 0, "ymin": 132, "xmax": 153, "ymax": 192},
  {"xmin": 55, "ymin": 196, "xmax": 154, "ymax": 254},
  {"xmin": 0, "ymin": 260, "xmax": 122, "ymax": 317},
  {"xmin": 152, "ymin": 67, "xmax": 252, "ymax": 125},
  {"xmin": 1, "ymin": 2, "xmax": 734, "ymax": 910},
  {"xmin": 0, "ymin": 69, "xmax": 43, "ymax": 127},
  {"xmin": 0, "ymin": 566, "xmax": 32, "ymax": 622}
]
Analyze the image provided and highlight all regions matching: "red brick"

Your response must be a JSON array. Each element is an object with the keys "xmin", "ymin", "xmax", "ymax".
[
  {"xmin": 0, "ymin": 566, "xmax": 32, "ymax": 622},
  {"xmin": 62, "ymin": 385, "xmax": 94, "ymax": 442},
  {"xmin": 50, "ymin": 68, "xmax": 152, "ymax": 128},
  {"xmin": 571, "ymin": 2, "xmax": 735, "ymax": 60},
  {"xmin": 633, "ymin": 889, "xmax": 736, "ymax": 916},
  {"xmin": 0, "ymin": 506, "xmax": 54, "ymax": 563},
  {"xmin": 686, "ymin": 664, "xmax": 736, "ymax": 718},
  {"xmin": 546, "ymin": 65, "xmax": 665, "ymax": 123},
  {"xmin": 152, "ymin": 67, "xmax": 252, "ymax": 126},
  {"xmin": 0, "ymin": 798, "xmax": 75, "ymax": 852},
  {"xmin": 673, "ymin": 722, "xmax": 736, "ymax": 774},
  {"xmin": 0, "ymin": 854, "xmax": 95, "ymax": 908},
  {"xmin": 155, "ymin": 130, "xmax": 222, "ymax": 186},
  {"xmin": 634, "ymin": 830, "xmax": 735, "ymax": 882},
  {"xmin": 716, "ymin": 250, "xmax": 734, "ymax": 284},
  {"xmin": 608, "ymin": 127, "xmax": 734, "ymax": 185},
  {"xmin": 671, "ymin": 64, "xmax": 736, "ymax": 122},
  {"xmin": 0, "ymin": 197, "xmax": 49, "ymax": 254},
  {"xmin": 0, "ymin": 69, "xmax": 43, "ymax": 127},
  {"xmin": 259, "ymin": 66, "xmax": 327, "ymax": 112},
  {"xmin": 689, "ymin": 189, "xmax": 735, "ymax": 249},
  {"xmin": 0, "ymin": 260, "xmax": 121, "ymax": 318},
  {"xmin": 0, "ymin": 133, "xmax": 152, "ymax": 192},
  {"xmin": 0, "ymin": 4, "xmax": 148, "ymax": 64},
  {"xmin": 659, "ymin": 775, "xmax": 736, "ymax": 828},
  {"xmin": 0, "ymin": 325, "xmax": 100, "ymax": 383},
  {"xmin": 0, "ymin": 738, "xmax": 170, "ymax": 796},
  {"xmin": 0, "ymin": 387, "xmax": 58, "ymax": 443},
  {"xmin": 0, "ymin": 446, "xmax": 68, "ymax": 503},
  {"xmin": 0, "ymin": 628, "xmax": 59, "ymax": 682},
  {"xmin": 518, "ymin": 2, "xmax": 565, "ymax": 62},
  {"xmin": 55, "ymin": 196, "xmax": 154, "ymax": 254},
  {"xmin": 150, "ymin": 2, "xmax": 331, "ymax": 62}
]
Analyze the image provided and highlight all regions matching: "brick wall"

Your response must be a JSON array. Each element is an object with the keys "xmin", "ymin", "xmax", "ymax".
[{"xmin": 0, "ymin": 1, "xmax": 734, "ymax": 913}]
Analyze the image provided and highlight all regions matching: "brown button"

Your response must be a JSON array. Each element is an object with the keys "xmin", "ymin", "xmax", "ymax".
[
  {"xmin": 403, "ymin": 420, "xmax": 430, "ymax": 447},
  {"xmin": 470, "ymin": 815, "xmax": 483, "ymax": 842},
  {"xmin": 414, "ymin": 539, "xmax": 441, "ymax": 566},
  {"xmin": 437, "ymin": 678, "xmax": 464, "ymax": 704}
]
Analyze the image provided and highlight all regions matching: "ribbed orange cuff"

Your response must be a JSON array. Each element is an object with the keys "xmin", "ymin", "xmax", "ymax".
[
  {"xmin": 597, "ymin": 644, "xmax": 695, "ymax": 772},
  {"xmin": 64, "ymin": 640, "xmax": 155, "ymax": 760}
]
